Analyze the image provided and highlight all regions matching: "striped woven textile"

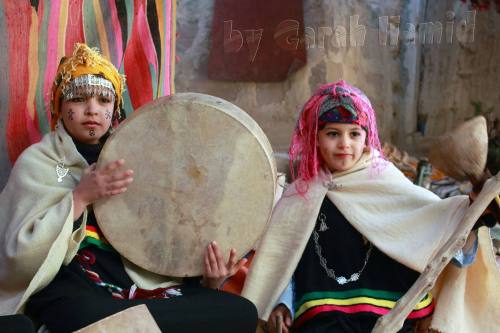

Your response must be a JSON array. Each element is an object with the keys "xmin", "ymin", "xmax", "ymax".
[
  {"xmin": 0, "ymin": 0, "xmax": 176, "ymax": 177},
  {"xmin": 293, "ymin": 289, "xmax": 434, "ymax": 328},
  {"xmin": 80, "ymin": 225, "xmax": 114, "ymax": 251}
]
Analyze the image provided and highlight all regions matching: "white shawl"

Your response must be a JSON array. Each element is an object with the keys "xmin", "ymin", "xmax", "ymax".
[
  {"xmin": 0, "ymin": 123, "xmax": 87, "ymax": 314},
  {"xmin": 0, "ymin": 123, "xmax": 178, "ymax": 315},
  {"xmin": 241, "ymin": 152, "xmax": 499, "ymax": 332}
]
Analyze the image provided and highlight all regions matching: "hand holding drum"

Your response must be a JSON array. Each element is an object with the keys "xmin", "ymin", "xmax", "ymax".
[{"xmin": 94, "ymin": 93, "xmax": 277, "ymax": 277}]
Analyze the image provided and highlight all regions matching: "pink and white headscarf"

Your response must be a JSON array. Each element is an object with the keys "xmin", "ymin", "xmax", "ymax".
[{"xmin": 289, "ymin": 80, "xmax": 383, "ymax": 183}]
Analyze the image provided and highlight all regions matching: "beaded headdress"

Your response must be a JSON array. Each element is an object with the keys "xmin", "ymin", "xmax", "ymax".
[
  {"xmin": 51, "ymin": 43, "xmax": 125, "ymax": 129},
  {"xmin": 289, "ymin": 80, "xmax": 383, "ymax": 183},
  {"xmin": 61, "ymin": 74, "xmax": 116, "ymax": 102}
]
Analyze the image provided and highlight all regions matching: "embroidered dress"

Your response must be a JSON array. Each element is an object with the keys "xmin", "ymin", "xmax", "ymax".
[{"xmin": 292, "ymin": 198, "xmax": 433, "ymax": 332}]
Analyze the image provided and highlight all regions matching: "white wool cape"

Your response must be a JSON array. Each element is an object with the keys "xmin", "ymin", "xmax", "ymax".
[
  {"xmin": 241, "ymin": 153, "xmax": 500, "ymax": 333},
  {"xmin": 0, "ymin": 123, "xmax": 178, "ymax": 315}
]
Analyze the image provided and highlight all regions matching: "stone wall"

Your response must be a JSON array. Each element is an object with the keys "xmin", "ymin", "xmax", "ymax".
[
  {"xmin": 415, "ymin": 0, "xmax": 500, "ymax": 153},
  {"xmin": 176, "ymin": 0, "xmax": 406, "ymax": 152},
  {"xmin": 175, "ymin": 0, "xmax": 500, "ymax": 155}
]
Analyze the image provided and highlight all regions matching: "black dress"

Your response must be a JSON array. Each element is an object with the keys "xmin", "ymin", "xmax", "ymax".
[
  {"xmin": 292, "ymin": 198, "xmax": 433, "ymax": 333},
  {"xmin": 26, "ymin": 140, "xmax": 257, "ymax": 333}
]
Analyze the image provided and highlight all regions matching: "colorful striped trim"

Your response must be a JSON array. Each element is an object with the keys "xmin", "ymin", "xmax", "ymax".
[
  {"xmin": 79, "ymin": 225, "xmax": 114, "ymax": 251},
  {"xmin": 294, "ymin": 289, "xmax": 434, "ymax": 328}
]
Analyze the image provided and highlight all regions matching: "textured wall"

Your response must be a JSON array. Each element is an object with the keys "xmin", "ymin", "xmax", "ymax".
[
  {"xmin": 175, "ymin": 0, "xmax": 499, "ymax": 156},
  {"xmin": 416, "ymin": 0, "xmax": 500, "ymax": 153},
  {"xmin": 176, "ymin": 0, "xmax": 407, "ymax": 152}
]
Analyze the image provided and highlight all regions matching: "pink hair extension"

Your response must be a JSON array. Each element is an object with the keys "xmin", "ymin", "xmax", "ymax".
[{"xmin": 289, "ymin": 81, "xmax": 384, "ymax": 194}]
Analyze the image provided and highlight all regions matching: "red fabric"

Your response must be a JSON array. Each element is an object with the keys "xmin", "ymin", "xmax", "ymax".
[
  {"xmin": 208, "ymin": 0, "xmax": 306, "ymax": 81},
  {"xmin": 5, "ymin": 1, "xmax": 41, "ymax": 163},
  {"xmin": 123, "ymin": 0, "xmax": 156, "ymax": 110},
  {"xmin": 128, "ymin": 286, "xmax": 180, "ymax": 299},
  {"xmin": 65, "ymin": 0, "xmax": 85, "ymax": 55}
]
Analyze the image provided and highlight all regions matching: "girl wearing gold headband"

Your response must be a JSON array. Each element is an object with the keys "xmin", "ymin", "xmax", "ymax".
[{"xmin": 0, "ymin": 43, "xmax": 257, "ymax": 332}]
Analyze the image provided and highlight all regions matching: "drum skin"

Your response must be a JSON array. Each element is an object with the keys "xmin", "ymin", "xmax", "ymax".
[{"xmin": 94, "ymin": 93, "xmax": 276, "ymax": 277}]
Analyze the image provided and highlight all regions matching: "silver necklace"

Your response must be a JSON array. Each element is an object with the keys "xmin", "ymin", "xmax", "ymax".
[{"xmin": 313, "ymin": 213, "xmax": 373, "ymax": 285}]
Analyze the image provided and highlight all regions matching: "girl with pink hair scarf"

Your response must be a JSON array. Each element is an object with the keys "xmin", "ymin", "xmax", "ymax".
[{"xmin": 241, "ymin": 81, "xmax": 499, "ymax": 333}]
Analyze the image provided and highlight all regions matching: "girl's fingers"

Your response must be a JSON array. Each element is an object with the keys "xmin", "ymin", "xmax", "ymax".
[
  {"xmin": 284, "ymin": 312, "xmax": 292, "ymax": 326},
  {"xmin": 108, "ymin": 169, "xmax": 134, "ymax": 181},
  {"xmin": 272, "ymin": 314, "xmax": 281, "ymax": 333},
  {"xmin": 236, "ymin": 257, "xmax": 248, "ymax": 270},
  {"xmin": 212, "ymin": 241, "xmax": 225, "ymax": 268},
  {"xmin": 84, "ymin": 163, "xmax": 96, "ymax": 175},
  {"xmin": 107, "ymin": 178, "xmax": 134, "ymax": 190},
  {"xmin": 230, "ymin": 258, "xmax": 248, "ymax": 275},
  {"xmin": 204, "ymin": 252, "xmax": 213, "ymax": 276},
  {"xmin": 103, "ymin": 159, "xmax": 125, "ymax": 173},
  {"xmin": 207, "ymin": 242, "xmax": 220, "ymax": 273},
  {"xmin": 239, "ymin": 265, "xmax": 249, "ymax": 276},
  {"xmin": 108, "ymin": 187, "xmax": 128, "ymax": 196},
  {"xmin": 227, "ymin": 248, "xmax": 237, "ymax": 267}
]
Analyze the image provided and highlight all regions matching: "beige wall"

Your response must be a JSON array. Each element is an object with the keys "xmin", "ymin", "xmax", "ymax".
[
  {"xmin": 416, "ymin": 1, "xmax": 500, "ymax": 153},
  {"xmin": 175, "ymin": 0, "xmax": 500, "ymax": 155}
]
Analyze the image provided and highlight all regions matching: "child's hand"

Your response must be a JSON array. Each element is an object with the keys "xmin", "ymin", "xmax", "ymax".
[
  {"xmin": 72, "ymin": 159, "xmax": 133, "ymax": 220},
  {"xmin": 202, "ymin": 241, "xmax": 248, "ymax": 289},
  {"xmin": 268, "ymin": 304, "xmax": 292, "ymax": 333}
]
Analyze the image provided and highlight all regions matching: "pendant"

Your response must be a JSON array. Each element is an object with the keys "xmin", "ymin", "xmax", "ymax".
[
  {"xmin": 318, "ymin": 213, "xmax": 329, "ymax": 232},
  {"xmin": 336, "ymin": 276, "xmax": 348, "ymax": 284},
  {"xmin": 319, "ymin": 220, "xmax": 329, "ymax": 232},
  {"xmin": 323, "ymin": 179, "xmax": 342, "ymax": 191},
  {"xmin": 56, "ymin": 162, "xmax": 69, "ymax": 182}
]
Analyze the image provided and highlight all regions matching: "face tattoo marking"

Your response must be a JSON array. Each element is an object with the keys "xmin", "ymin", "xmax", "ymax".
[
  {"xmin": 68, "ymin": 109, "xmax": 74, "ymax": 120},
  {"xmin": 105, "ymin": 109, "xmax": 112, "ymax": 120},
  {"xmin": 89, "ymin": 129, "xmax": 96, "ymax": 137}
]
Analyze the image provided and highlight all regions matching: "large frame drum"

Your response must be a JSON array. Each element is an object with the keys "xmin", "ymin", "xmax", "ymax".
[{"xmin": 94, "ymin": 93, "xmax": 277, "ymax": 276}]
